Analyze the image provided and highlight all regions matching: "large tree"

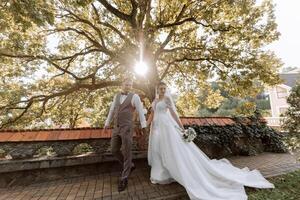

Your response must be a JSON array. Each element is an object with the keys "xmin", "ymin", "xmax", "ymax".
[{"xmin": 0, "ymin": 0, "xmax": 281, "ymax": 128}]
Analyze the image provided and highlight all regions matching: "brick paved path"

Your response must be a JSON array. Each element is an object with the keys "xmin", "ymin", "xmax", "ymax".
[{"xmin": 1, "ymin": 153, "xmax": 299, "ymax": 200}]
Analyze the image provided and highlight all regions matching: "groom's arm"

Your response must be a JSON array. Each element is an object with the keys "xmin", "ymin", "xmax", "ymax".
[
  {"xmin": 132, "ymin": 94, "xmax": 147, "ymax": 128},
  {"xmin": 104, "ymin": 95, "xmax": 117, "ymax": 128}
]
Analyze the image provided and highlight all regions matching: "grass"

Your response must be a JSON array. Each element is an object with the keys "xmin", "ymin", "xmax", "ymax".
[{"xmin": 247, "ymin": 169, "xmax": 300, "ymax": 200}]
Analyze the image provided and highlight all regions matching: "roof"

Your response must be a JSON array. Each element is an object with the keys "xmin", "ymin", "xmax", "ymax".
[
  {"xmin": 279, "ymin": 72, "xmax": 300, "ymax": 88},
  {"xmin": 0, "ymin": 117, "xmax": 236, "ymax": 143}
]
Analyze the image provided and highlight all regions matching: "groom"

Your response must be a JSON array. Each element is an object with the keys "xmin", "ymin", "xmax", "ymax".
[{"xmin": 103, "ymin": 78, "xmax": 147, "ymax": 192}]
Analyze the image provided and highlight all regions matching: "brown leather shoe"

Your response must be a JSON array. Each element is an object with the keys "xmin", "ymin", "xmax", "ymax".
[
  {"xmin": 120, "ymin": 164, "xmax": 136, "ymax": 176},
  {"xmin": 118, "ymin": 178, "xmax": 128, "ymax": 192}
]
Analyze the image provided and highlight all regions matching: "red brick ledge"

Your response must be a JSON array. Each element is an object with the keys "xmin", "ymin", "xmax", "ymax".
[
  {"xmin": 0, "ymin": 117, "xmax": 235, "ymax": 132},
  {"xmin": 0, "ymin": 117, "xmax": 236, "ymax": 143}
]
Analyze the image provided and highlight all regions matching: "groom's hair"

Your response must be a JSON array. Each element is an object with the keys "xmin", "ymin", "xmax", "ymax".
[{"xmin": 123, "ymin": 78, "xmax": 133, "ymax": 84}]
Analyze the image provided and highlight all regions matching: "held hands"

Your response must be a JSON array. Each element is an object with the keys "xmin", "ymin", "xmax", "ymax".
[
  {"xmin": 139, "ymin": 127, "xmax": 147, "ymax": 136},
  {"xmin": 134, "ymin": 126, "xmax": 147, "ymax": 136},
  {"xmin": 146, "ymin": 121, "xmax": 151, "ymax": 127},
  {"xmin": 102, "ymin": 125, "xmax": 109, "ymax": 134}
]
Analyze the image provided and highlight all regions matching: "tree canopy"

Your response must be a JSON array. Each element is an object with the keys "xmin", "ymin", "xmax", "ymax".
[{"xmin": 0, "ymin": 0, "xmax": 282, "ymax": 128}]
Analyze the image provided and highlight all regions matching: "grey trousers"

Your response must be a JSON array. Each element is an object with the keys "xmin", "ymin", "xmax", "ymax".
[{"xmin": 111, "ymin": 125, "xmax": 134, "ymax": 180}]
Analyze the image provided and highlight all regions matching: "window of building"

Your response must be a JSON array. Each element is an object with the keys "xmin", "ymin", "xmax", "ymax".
[{"xmin": 276, "ymin": 86, "xmax": 288, "ymax": 98}]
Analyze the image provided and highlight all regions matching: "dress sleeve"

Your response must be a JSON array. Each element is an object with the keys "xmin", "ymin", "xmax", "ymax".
[{"xmin": 165, "ymin": 97, "xmax": 184, "ymax": 129}]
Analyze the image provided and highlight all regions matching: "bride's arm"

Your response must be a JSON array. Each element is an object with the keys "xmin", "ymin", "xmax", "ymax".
[
  {"xmin": 165, "ymin": 97, "xmax": 184, "ymax": 130},
  {"xmin": 147, "ymin": 110, "xmax": 154, "ymax": 127},
  {"xmin": 170, "ymin": 110, "xmax": 184, "ymax": 130},
  {"xmin": 147, "ymin": 100, "xmax": 156, "ymax": 126}
]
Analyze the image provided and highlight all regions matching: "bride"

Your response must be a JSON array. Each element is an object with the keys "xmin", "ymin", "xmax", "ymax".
[{"xmin": 146, "ymin": 82, "xmax": 274, "ymax": 200}]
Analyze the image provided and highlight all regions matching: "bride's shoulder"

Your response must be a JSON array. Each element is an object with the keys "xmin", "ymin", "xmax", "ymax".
[
  {"xmin": 163, "ymin": 96, "xmax": 172, "ymax": 106},
  {"xmin": 151, "ymin": 99, "xmax": 158, "ymax": 109}
]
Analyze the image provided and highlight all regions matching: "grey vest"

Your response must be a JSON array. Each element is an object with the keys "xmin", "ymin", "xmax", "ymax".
[{"xmin": 113, "ymin": 93, "xmax": 135, "ymax": 128}]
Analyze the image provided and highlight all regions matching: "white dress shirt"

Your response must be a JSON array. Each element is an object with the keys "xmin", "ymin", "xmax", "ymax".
[{"xmin": 105, "ymin": 93, "xmax": 147, "ymax": 128}]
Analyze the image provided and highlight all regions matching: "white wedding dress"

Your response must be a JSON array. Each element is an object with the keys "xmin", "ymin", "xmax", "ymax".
[{"xmin": 148, "ymin": 98, "xmax": 274, "ymax": 200}]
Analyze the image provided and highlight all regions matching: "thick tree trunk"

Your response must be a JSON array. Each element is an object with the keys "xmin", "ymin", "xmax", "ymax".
[{"xmin": 144, "ymin": 46, "xmax": 159, "ymax": 101}]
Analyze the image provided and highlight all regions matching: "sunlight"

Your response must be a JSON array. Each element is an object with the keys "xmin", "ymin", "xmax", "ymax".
[
  {"xmin": 134, "ymin": 60, "xmax": 148, "ymax": 76},
  {"xmin": 46, "ymin": 35, "xmax": 59, "ymax": 54},
  {"xmin": 169, "ymin": 83, "xmax": 178, "ymax": 94}
]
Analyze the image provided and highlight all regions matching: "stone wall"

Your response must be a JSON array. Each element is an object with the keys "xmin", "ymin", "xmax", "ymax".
[
  {"xmin": 0, "ymin": 139, "xmax": 110, "ymax": 159},
  {"xmin": 0, "ymin": 138, "xmax": 144, "ymax": 160}
]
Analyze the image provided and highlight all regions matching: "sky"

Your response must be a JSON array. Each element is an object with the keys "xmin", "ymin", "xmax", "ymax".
[{"xmin": 267, "ymin": 0, "xmax": 300, "ymax": 69}]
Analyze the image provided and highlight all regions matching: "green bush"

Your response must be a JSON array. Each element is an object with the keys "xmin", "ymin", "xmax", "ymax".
[
  {"xmin": 184, "ymin": 112, "xmax": 287, "ymax": 154},
  {"xmin": 282, "ymin": 83, "xmax": 300, "ymax": 134},
  {"xmin": 0, "ymin": 149, "xmax": 6, "ymax": 158},
  {"xmin": 283, "ymin": 134, "xmax": 300, "ymax": 152},
  {"xmin": 35, "ymin": 146, "xmax": 56, "ymax": 157},
  {"xmin": 198, "ymin": 108, "xmax": 214, "ymax": 117},
  {"xmin": 215, "ymin": 108, "xmax": 235, "ymax": 117},
  {"xmin": 255, "ymin": 99, "xmax": 271, "ymax": 110},
  {"xmin": 73, "ymin": 143, "xmax": 94, "ymax": 155}
]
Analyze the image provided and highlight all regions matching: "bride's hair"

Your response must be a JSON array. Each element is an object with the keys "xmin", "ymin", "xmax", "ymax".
[{"xmin": 157, "ymin": 81, "xmax": 167, "ymax": 87}]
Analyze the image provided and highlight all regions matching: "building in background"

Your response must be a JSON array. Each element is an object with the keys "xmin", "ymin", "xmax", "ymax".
[{"xmin": 266, "ymin": 68, "xmax": 300, "ymax": 127}]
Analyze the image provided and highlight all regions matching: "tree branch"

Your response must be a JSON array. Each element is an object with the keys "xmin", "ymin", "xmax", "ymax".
[
  {"xmin": 0, "ymin": 81, "xmax": 122, "ymax": 128},
  {"xmin": 129, "ymin": 0, "xmax": 138, "ymax": 27},
  {"xmin": 47, "ymin": 27, "xmax": 112, "ymax": 55},
  {"xmin": 64, "ymin": 8, "xmax": 108, "ymax": 49},
  {"xmin": 97, "ymin": 0, "xmax": 132, "ymax": 22},
  {"xmin": 160, "ymin": 61, "xmax": 174, "ymax": 80},
  {"xmin": 170, "ymin": 56, "xmax": 231, "ymax": 78},
  {"xmin": 156, "ymin": 17, "xmax": 233, "ymax": 32},
  {"xmin": 97, "ymin": 0, "xmax": 138, "ymax": 28},
  {"xmin": 90, "ymin": 4, "xmax": 135, "ymax": 46},
  {"xmin": 0, "ymin": 52, "xmax": 82, "ymax": 80},
  {"xmin": 154, "ymin": 4, "xmax": 188, "ymax": 58},
  {"xmin": 161, "ymin": 46, "xmax": 204, "ymax": 53}
]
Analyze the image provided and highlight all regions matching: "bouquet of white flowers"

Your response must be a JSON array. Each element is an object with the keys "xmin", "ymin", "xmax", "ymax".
[{"xmin": 176, "ymin": 126, "xmax": 197, "ymax": 142}]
